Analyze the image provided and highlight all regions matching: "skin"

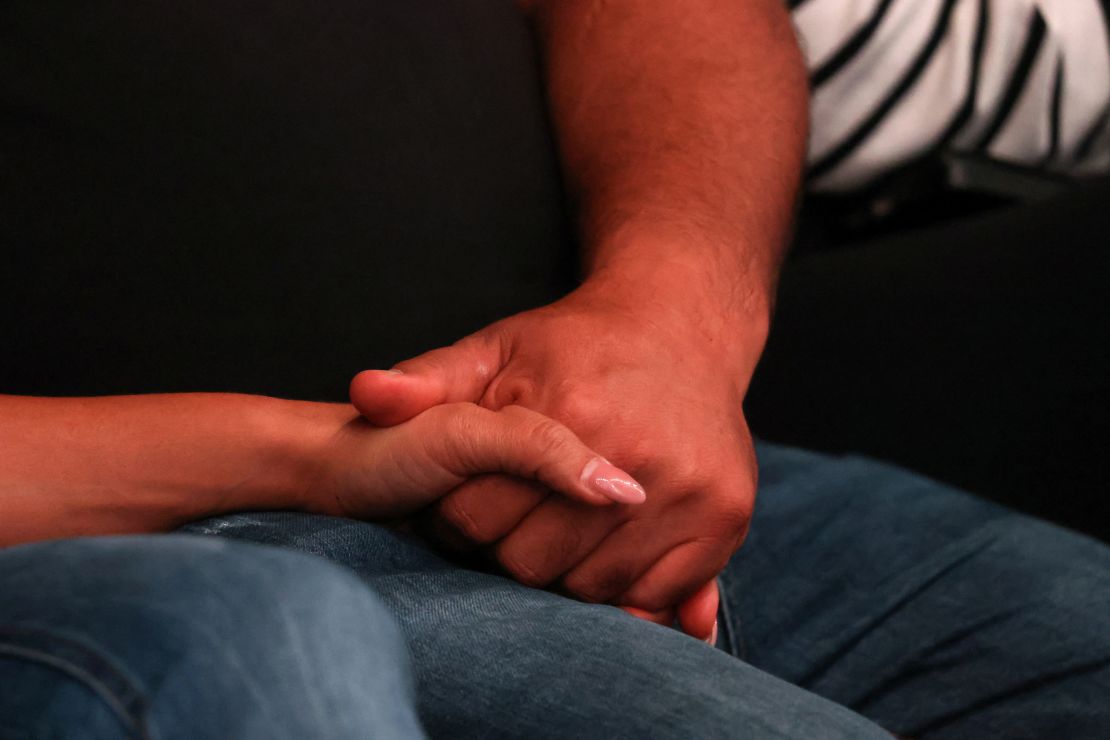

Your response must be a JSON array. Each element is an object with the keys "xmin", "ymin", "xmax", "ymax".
[
  {"xmin": 0, "ymin": 394, "xmax": 639, "ymax": 547},
  {"xmin": 350, "ymin": 0, "xmax": 809, "ymax": 640},
  {"xmin": 2, "ymin": 0, "xmax": 806, "ymax": 646}
]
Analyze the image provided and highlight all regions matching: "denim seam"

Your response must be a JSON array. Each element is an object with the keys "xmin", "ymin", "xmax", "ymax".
[
  {"xmin": 0, "ymin": 622, "xmax": 150, "ymax": 696},
  {"xmin": 0, "ymin": 631, "xmax": 151, "ymax": 740},
  {"xmin": 0, "ymin": 646, "xmax": 148, "ymax": 739},
  {"xmin": 722, "ymin": 448, "xmax": 870, "ymax": 662},
  {"xmin": 716, "ymin": 576, "xmax": 745, "ymax": 659}
]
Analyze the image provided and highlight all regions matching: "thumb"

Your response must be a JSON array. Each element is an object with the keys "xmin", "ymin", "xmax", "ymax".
[
  {"xmin": 350, "ymin": 334, "xmax": 501, "ymax": 426},
  {"xmin": 416, "ymin": 403, "xmax": 648, "ymax": 507}
]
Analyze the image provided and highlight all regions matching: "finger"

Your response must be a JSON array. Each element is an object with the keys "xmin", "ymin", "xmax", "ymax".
[
  {"xmin": 493, "ymin": 496, "xmax": 628, "ymax": 588},
  {"xmin": 406, "ymin": 506, "xmax": 480, "ymax": 556},
  {"xmin": 434, "ymin": 475, "xmax": 549, "ymax": 545},
  {"xmin": 429, "ymin": 404, "xmax": 648, "ymax": 507},
  {"xmin": 621, "ymin": 605, "xmax": 676, "ymax": 626},
  {"xmin": 618, "ymin": 539, "xmax": 731, "ymax": 614},
  {"xmin": 349, "ymin": 334, "xmax": 501, "ymax": 426},
  {"xmin": 676, "ymin": 579, "xmax": 720, "ymax": 643},
  {"xmin": 559, "ymin": 516, "xmax": 676, "ymax": 605}
]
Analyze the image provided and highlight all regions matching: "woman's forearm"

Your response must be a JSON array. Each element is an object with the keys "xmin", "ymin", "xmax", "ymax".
[{"xmin": 0, "ymin": 393, "xmax": 350, "ymax": 545}]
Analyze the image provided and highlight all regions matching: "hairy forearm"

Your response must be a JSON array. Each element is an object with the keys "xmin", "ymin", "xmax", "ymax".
[
  {"xmin": 527, "ymin": 0, "xmax": 808, "ymax": 338},
  {"xmin": 0, "ymin": 394, "xmax": 348, "ymax": 545}
]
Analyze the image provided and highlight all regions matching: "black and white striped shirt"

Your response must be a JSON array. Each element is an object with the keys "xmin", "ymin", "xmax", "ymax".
[{"xmin": 790, "ymin": 0, "xmax": 1110, "ymax": 191}]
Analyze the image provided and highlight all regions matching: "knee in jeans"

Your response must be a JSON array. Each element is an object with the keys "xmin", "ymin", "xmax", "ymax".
[
  {"xmin": 3, "ymin": 536, "xmax": 421, "ymax": 738},
  {"xmin": 140, "ymin": 537, "xmax": 408, "ymax": 663},
  {"xmin": 11, "ymin": 535, "xmax": 409, "ymax": 686}
]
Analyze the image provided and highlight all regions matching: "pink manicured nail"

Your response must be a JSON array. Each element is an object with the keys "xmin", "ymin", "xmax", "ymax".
[
  {"xmin": 580, "ymin": 458, "xmax": 646, "ymax": 504},
  {"xmin": 706, "ymin": 620, "xmax": 719, "ymax": 646}
]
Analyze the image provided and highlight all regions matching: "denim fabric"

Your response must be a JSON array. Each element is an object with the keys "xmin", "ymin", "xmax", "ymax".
[
  {"xmin": 726, "ymin": 443, "xmax": 1110, "ymax": 738},
  {"xmin": 4, "ymin": 443, "xmax": 1108, "ymax": 738},
  {"xmin": 182, "ymin": 443, "xmax": 1110, "ymax": 739},
  {"xmin": 182, "ymin": 513, "xmax": 891, "ymax": 739},
  {"xmin": 0, "ymin": 536, "xmax": 426, "ymax": 740}
]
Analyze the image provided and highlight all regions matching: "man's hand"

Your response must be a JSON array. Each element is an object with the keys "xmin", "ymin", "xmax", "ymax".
[
  {"xmin": 351, "ymin": 0, "xmax": 807, "ymax": 640},
  {"xmin": 351, "ymin": 259, "xmax": 765, "ymax": 639}
]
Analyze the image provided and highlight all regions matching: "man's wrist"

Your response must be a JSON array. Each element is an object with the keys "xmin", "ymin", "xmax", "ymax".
[{"xmin": 576, "ymin": 230, "xmax": 774, "ymax": 366}]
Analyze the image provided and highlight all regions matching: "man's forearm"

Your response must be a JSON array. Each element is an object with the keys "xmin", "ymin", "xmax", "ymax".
[
  {"xmin": 527, "ymin": 0, "xmax": 808, "ymax": 339},
  {"xmin": 0, "ymin": 394, "xmax": 346, "ymax": 545}
]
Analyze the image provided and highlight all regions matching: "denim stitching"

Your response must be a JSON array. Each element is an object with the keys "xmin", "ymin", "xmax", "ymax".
[
  {"xmin": 723, "ymin": 444, "xmax": 882, "ymax": 663},
  {"xmin": 715, "ymin": 575, "xmax": 746, "ymax": 660},
  {"xmin": 0, "ymin": 627, "xmax": 151, "ymax": 740}
]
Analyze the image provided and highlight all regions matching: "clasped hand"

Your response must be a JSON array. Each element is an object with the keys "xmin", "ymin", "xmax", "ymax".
[{"xmin": 348, "ymin": 279, "xmax": 762, "ymax": 641}]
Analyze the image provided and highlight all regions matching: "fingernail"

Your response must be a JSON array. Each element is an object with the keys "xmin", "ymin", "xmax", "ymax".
[
  {"xmin": 706, "ymin": 620, "xmax": 718, "ymax": 646},
  {"xmin": 580, "ymin": 457, "xmax": 646, "ymax": 504},
  {"xmin": 386, "ymin": 369, "xmax": 404, "ymax": 375}
]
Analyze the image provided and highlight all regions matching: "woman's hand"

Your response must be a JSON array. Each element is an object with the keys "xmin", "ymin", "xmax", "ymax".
[
  {"xmin": 0, "ymin": 394, "xmax": 641, "ymax": 547},
  {"xmin": 305, "ymin": 402, "xmax": 646, "ymax": 520},
  {"xmin": 348, "ymin": 264, "xmax": 765, "ymax": 641}
]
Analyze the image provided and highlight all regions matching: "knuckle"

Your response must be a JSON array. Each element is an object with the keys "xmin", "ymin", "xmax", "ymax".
[
  {"xmin": 524, "ymin": 416, "xmax": 573, "ymax": 459},
  {"xmin": 550, "ymin": 524, "xmax": 585, "ymax": 565},
  {"xmin": 708, "ymin": 499, "xmax": 753, "ymax": 537},
  {"xmin": 497, "ymin": 524, "xmax": 583, "ymax": 588},
  {"xmin": 438, "ymin": 495, "xmax": 499, "ymax": 545},
  {"xmin": 618, "ymin": 575, "xmax": 682, "ymax": 614},
  {"xmin": 607, "ymin": 439, "xmax": 653, "ymax": 475},
  {"xmin": 626, "ymin": 590, "xmax": 668, "ymax": 614},
  {"xmin": 652, "ymin": 456, "xmax": 715, "ymax": 496},
  {"xmin": 655, "ymin": 440, "xmax": 758, "ymax": 502},
  {"xmin": 564, "ymin": 563, "xmax": 637, "ymax": 604},
  {"xmin": 703, "ymin": 537, "xmax": 739, "ymax": 573},
  {"xmin": 546, "ymin": 393, "xmax": 597, "ymax": 431},
  {"xmin": 497, "ymin": 550, "xmax": 551, "ymax": 589}
]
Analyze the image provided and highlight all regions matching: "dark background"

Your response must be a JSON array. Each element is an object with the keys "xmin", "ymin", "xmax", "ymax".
[
  {"xmin": 750, "ymin": 177, "xmax": 1110, "ymax": 542},
  {"xmin": 1, "ymin": 0, "xmax": 1106, "ymax": 540}
]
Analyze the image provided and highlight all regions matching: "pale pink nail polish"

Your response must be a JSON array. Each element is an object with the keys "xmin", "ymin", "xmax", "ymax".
[
  {"xmin": 581, "ymin": 457, "xmax": 646, "ymax": 504},
  {"xmin": 706, "ymin": 619, "xmax": 719, "ymax": 646}
]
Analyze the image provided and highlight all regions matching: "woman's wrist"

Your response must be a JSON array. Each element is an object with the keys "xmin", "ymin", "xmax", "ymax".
[
  {"xmin": 223, "ymin": 396, "xmax": 357, "ymax": 520},
  {"xmin": 0, "ymin": 393, "xmax": 357, "ymax": 545},
  {"xmin": 74, "ymin": 394, "xmax": 348, "ymax": 532}
]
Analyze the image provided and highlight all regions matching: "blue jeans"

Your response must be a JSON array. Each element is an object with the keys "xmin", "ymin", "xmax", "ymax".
[
  {"xmin": 0, "ymin": 536, "xmax": 426, "ymax": 739},
  {"xmin": 3, "ymin": 443, "xmax": 1108, "ymax": 738}
]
